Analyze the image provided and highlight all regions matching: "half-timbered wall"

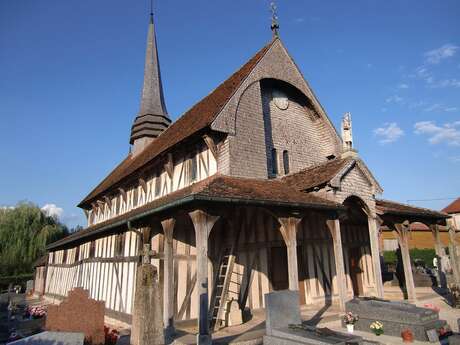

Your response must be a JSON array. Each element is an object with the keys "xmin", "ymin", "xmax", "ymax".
[
  {"xmin": 87, "ymin": 144, "xmax": 218, "ymax": 226},
  {"xmin": 45, "ymin": 231, "xmax": 140, "ymax": 317}
]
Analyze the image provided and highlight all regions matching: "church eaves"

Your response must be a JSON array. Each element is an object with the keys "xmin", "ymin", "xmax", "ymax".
[{"xmin": 130, "ymin": 13, "xmax": 171, "ymax": 146}]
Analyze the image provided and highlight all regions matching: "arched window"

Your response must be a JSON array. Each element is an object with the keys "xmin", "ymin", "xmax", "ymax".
[
  {"xmin": 271, "ymin": 148, "xmax": 278, "ymax": 175},
  {"xmin": 283, "ymin": 150, "xmax": 289, "ymax": 174}
]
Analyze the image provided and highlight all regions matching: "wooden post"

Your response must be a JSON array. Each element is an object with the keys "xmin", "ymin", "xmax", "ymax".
[
  {"xmin": 278, "ymin": 216, "xmax": 302, "ymax": 291},
  {"xmin": 448, "ymin": 225, "xmax": 460, "ymax": 285},
  {"xmin": 394, "ymin": 222, "xmax": 417, "ymax": 301},
  {"xmin": 189, "ymin": 210, "xmax": 219, "ymax": 345},
  {"xmin": 368, "ymin": 216, "xmax": 384, "ymax": 298},
  {"xmin": 327, "ymin": 218, "xmax": 347, "ymax": 311},
  {"xmin": 161, "ymin": 218, "xmax": 176, "ymax": 338},
  {"xmin": 430, "ymin": 224, "xmax": 447, "ymax": 288}
]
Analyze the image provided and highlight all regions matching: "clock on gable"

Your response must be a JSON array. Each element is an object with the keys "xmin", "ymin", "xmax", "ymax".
[{"xmin": 272, "ymin": 89, "xmax": 289, "ymax": 110}]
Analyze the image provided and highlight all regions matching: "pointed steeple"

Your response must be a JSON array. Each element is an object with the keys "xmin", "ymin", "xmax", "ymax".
[{"xmin": 130, "ymin": 11, "xmax": 171, "ymax": 153}]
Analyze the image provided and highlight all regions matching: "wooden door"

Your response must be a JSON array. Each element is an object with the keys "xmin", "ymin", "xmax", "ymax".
[
  {"xmin": 270, "ymin": 246, "xmax": 289, "ymax": 291},
  {"xmin": 349, "ymin": 247, "xmax": 364, "ymax": 296}
]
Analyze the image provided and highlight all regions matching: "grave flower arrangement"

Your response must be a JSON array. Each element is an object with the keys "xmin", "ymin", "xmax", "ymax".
[
  {"xmin": 104, "ymin": 326, "xmax": 119, "ymax": 345},
  {"xmin": 343, "ymin": 312, "xmax": 359, "ymax": 325},
  {"xmin": 370, "ymin": 321, "xmax": 384, "ymax": 336},
  {"xmin": 343, "ymin": 312, "xmax": 359, "ymax": 333},
  {"xmin": 24, "ymin": 305, "xmax": 47, "ymax": 319}
]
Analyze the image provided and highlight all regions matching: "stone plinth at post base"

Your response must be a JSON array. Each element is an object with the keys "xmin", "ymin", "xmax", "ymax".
[{"xmin": 345, "ymin": 297, "xmax": 448, "ymax": 342}]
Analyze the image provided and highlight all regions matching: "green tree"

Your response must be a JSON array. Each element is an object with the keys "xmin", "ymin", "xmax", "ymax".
[{"xmin": 0, "ymin": 202, "xmax": 69, "ymax": 277}]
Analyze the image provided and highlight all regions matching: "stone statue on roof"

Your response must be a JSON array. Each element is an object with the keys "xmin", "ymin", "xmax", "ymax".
[{"xmin": 341, "ymin": 112, "xmax": 353, "ymax": 151}]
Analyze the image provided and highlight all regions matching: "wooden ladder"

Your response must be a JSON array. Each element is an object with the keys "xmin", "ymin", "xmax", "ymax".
[{"xmin": 209, "ymin": 221, "xmax": 243, "ymax": 331}]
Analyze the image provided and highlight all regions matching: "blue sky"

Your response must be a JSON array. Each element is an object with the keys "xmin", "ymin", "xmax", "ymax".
[{"xmin": 0, "ymin": 0, "xmax": 459, "ymax": 228}]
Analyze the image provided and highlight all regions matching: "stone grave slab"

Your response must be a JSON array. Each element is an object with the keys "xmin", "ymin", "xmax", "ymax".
[
  {"xmin": 45, "ymin": 288, "xmax": 105, "ymax": 344},
  {"xmin": 7, "ymin": 331, "xmax": 84, "ymax": 345},
  {"xmin": 264, "ymin": 290, "xmax": 363, "ymax": 345},
  {"xmin": 345, "ymin": 297, "xmax": 448, "ymax": 341}
]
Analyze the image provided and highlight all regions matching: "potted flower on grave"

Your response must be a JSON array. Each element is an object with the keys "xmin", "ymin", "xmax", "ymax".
[
  {"xmin": 448, "ymin": 284, "xmax": 460, "ymax": 308},
  {"xmin": 401, "ymin": 329, "xmax": 414, "ymax": 343},
  {"xmin": 370, "ymin": 321, "xmax": 384, "ymax": 336},
  {"xmin": 343, "ymin": 312, "xmax": 359, "ymax": 333}
]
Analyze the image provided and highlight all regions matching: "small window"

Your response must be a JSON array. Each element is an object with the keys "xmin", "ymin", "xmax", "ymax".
[
  {"xmin": 115, "ymin": 233, "xmax": 125, "ymax": 256},
  {"xmin": 89, "ymin": 241, "xmax": 96, "ymax": 258},
  {"xmin": 191, "ymin": 155, "xmax": 198, "ymax": 182},
  {"xmin": 155, "ymin": 174, "xmax": 161, "ymax": 197},
  {"xmin": 62, "ymin": 250, "xmax": 67, "ymax": 264},
  {"xmin": 283, "ymin": 150, "xmax": 290, "ymax": 175},
  {"xmin": 75, "ymin": 246, "xmax": 80, "ymax": 262},
  {"xmin": 271, "ymin": 148, "xmax": 278, "ymax": 175}
]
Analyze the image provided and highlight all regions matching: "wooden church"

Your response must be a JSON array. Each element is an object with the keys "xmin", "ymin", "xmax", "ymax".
[{"xmin": 43, "ymin": 7, "xmax": 449, "ymax": 343}]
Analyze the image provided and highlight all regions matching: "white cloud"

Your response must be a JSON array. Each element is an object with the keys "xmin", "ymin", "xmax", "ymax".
[
  {"xmin": 449, "ymin": 156, "xmax": 460, "ymax": 163},
  {"xmin": 398, "ymin": 83, "xmax": 409, "ymax": 89},
  {"xmin": 428, "ymin": 78, "xmax": 460, "ymax": 88},
  {"xmin": 41, "ymin": 204, "xmax": 64, "ymax": 219},
  {"xmin": 414, "ymin": 121, "xmax": 460, "ymax": 146},
  {"xmin": 294, "ymin": 17, "xmax": 305, "ymax": 23},
  {"xmin": 373, "ymin": 122, "xmax": 404, "ymax": 144},
  {"xmin": 385, "ymin": 95, "xmax": 404, "ymax": 104},
  {"xmin": 423, "ymin": 103, "xmax": 458, "ymax": 112},
  {"xmin": 424, "ymin": 44, "xmax": 458, "ymax": 64}
]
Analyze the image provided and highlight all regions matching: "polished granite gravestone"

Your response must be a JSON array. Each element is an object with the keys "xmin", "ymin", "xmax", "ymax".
[
  {"xmin": 264, "ymin": 290, "xmax": 363, "ymax": 345},
  {"xmin": 345, "ymin": 297, "xmax": 448, "ymax": 342},
  {"xmin": 7, "ymin": 331, "xmax": 84, "ymax": 345}
]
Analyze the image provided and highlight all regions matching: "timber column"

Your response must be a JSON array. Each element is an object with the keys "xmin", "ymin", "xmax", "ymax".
[
  {"xmin": 448, "ymin": 225, "xmax": 460, "ymax": 285},
  {"xmin": 161, "ymin": 218, "xmax": 176, "ymax": 338},
  {"xmin": 394, "ymin": 222, "xmax": 416, "ymax": 301},
  {"xmin": 327, "ymin": 218, "xmax": 348, "ymax": 311},
  {"xmin": 189, "ymin": 210, "xmax": 219, "ymax": 345},
  {"xmin": 278, "ymin": 216, "xmax": 302, "ymax": 291},
  {"xmin": 431, "ymin": 224, "xmax": 447, "ymax": 288},
  {"xmin": 368, "ymin": 216, "xmax": 384, "ymax": 298}
]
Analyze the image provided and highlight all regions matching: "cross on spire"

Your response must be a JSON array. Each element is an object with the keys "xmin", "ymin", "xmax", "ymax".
[{"xmin": 270, "ymin": 2, "xmax": 280, "ymax": 38}]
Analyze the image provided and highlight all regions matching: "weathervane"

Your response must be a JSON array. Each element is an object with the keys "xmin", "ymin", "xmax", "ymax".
[{"xmin": 270, "ymin": 2, "xmax": 280, "ymax": 37}]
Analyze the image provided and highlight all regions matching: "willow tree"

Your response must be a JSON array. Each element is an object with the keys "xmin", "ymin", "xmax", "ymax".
[{"xmin": 0, "ymin": 202, "xmax": 69, "ymax": 277}]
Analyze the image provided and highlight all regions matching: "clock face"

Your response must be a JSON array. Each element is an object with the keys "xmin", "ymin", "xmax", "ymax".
[{"xmin": 272, "ymin": 89, "xmax": 289, "ymax": 110}]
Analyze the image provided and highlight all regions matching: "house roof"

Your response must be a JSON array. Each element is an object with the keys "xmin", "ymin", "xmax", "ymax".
[
  {"xmin": 442, "ymin": 198, "xmax": 460, "ymax": 214},
  {"xmin": 281, "ymin": 157, "xmax": 353, "ymax": 191},
  {"xmin": 78, "ymin": 39, "xmax": 275, "ymax": 209},
  {"xmin": 376, "ymin": 199, "xmax": 448, "ymax": 220},
  {"xmin": 51, "ymin": 174, "xmax": 342, "ymax": 250}
]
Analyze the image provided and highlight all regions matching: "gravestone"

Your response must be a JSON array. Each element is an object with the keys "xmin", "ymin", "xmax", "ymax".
[
  {"xmin": 7, "ymin": 331, "xmax": 84, "ymax": 345},
  {"xmin": 345, "ymin": 297, "xmax": 448, "ymax": 341},
  {"xmin": 131, "ymin": 244, "xmax": 164, "ymax": 345},
  {"xmin": 264, "ymin": 290, "xmax": 363, "ymax": 345},
  {"xmin": 45, "ymin": 288, "xmax": 105, "ymax": 344}
]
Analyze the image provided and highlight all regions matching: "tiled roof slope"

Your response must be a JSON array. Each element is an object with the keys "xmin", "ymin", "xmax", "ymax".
[
  {"xmin": 78, "ymin": 40, "xmax": 275, "ymax": 208},
  {"xmin": 442, "ymin": 198, "xmax": 460, "ymax": 214},
  {"xmin": 281, "ymin": 157, "xmax": 352, "ymax": 191},
  {"xmin": 51, "ymin": 174, "xmax": 342, "ymax": 249},
  {"xmin": 376, "ymin": 199, "xmax": 448, "ymax": 219}
]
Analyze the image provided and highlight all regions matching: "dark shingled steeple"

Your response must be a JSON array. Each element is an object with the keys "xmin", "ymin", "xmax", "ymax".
[{"xmin": 130, "ymin": 12, "xmax": 171, "ymax": 149}]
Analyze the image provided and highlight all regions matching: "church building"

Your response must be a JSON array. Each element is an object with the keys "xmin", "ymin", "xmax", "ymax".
[{"xmin": 43, "ymin": 8, "xmax": 449, "ymax": 343}]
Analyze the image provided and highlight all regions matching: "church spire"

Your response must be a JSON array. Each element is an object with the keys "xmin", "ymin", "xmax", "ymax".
[
  {"xmin": 130, "ymin": 7, "xmax": 171, "ymax": 153},
  {"xmin": 270, "ymin": 2, "xmax": 280, "ymax": 38}
]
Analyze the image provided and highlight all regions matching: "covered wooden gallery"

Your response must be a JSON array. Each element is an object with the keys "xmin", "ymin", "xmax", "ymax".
[{"xmin": 42, "ymin": 10, "xmax": 452, "ymax": 343}]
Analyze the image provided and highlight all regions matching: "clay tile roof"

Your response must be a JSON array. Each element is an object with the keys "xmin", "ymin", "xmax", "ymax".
[
  {"xmin": 376, "ymin": 199, "xmax": 448, "ymax": 219},
  {"xmin": 50, "ymin": 174, "xmax": 341, "ymax": 249},
  {"xmin": 281, "ymin": 157, "xmax": 352, "ymax": 191},
  {"xmin": 78, "ymin": 40, "xmax": 275, "ymax": 209},
  {"xmin": 442, "ymin": 198, "xmax": 460, "ymax": 214}
]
